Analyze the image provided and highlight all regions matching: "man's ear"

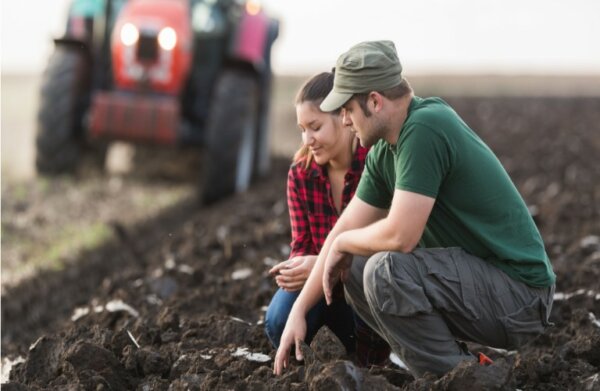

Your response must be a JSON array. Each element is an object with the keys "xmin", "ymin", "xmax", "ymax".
[{"xmin": 369, "ymin": 91, "xmax": 384, "ymax": 113}]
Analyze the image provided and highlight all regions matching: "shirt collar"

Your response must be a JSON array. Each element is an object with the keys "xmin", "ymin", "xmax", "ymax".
[
  {"xmin": 388, "ymin": 96, "xmax": 420, "ymax": 154},
  {"xmin": 308, "ymin": 144, "xmax": 368, "ymax": 180}
]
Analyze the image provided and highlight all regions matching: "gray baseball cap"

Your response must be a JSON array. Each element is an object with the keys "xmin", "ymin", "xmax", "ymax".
[{"xmin": 320, "ymin": 40, "xmax": 403, "ymax": 112}]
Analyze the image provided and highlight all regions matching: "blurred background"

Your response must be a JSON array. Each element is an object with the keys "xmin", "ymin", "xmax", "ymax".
[
  {"xmin": 4, "ymin": 0, "xmax": 600, "ymax": 74},
  {"xmin": 3, "ymin": 0, "xmax": 600, "ymax": 179}
]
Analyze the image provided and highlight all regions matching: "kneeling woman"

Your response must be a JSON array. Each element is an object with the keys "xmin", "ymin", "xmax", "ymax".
[{"xmin": 265, "ymin": 72, "xmax": 389, "ymax": 365}]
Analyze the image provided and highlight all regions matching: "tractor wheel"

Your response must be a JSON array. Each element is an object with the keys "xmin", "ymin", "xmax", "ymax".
[
  {"xmin": 35, "ymin": 46, "xmax": 90, "ymax": 175},
  {"xmin": 201, "ymin": 69, "xmax": 259, "ymax": 204}
]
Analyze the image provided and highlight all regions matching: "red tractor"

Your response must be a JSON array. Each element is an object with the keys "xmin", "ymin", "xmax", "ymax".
[{"xmin": 36, "ymin": 0, "xmax": 278, "ymax": 203}]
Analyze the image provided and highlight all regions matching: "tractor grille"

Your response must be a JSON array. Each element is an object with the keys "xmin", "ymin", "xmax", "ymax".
[
  {"xmin": 137, "ymin": 34, "xmax": 158, "ymax": 61},
  {"xmin": 89, "ymin": 91, "xmax": 179, "ymax": 145}
]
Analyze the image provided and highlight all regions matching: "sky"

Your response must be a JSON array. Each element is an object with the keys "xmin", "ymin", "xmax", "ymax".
[{"xmin": 2, "ymin": 0, "xmax": 600, "ymax": 75}]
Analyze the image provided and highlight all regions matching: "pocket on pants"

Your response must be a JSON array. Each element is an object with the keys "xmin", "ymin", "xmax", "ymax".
[
  {"xmin": 420, "ymin": 248, "xmax": 480, "ymax": 321},
  {"xmin": 500, "ymin": 297, "xmax": 545, "ymax": 349},
  {"xmin": 371, "ymin": 254, "xmax": 433, "ymax": 317},
  {"xmin": 422, "ymin": 252, "xmax": 460, "ymax": 282}
]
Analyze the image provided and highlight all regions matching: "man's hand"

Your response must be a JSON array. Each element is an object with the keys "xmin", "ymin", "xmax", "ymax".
[
  {"xmin": 273, "ymin": 310, "xmax": 307, "ymax": 375},
  {"xmin": 268, "ymin": 256, "xmax": 317, "ymax": 291},
  {"xmin": 322, "ymin": 238, "xmax": 353, "ymax": 305}
]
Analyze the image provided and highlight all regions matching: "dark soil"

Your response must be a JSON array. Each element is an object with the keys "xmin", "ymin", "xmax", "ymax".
[{"xmin": 2, "ymin": 96, "xmax": 600, "ymax": 390}]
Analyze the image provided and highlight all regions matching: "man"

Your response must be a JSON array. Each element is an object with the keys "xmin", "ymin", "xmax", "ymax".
[{"xmin": 273, "ymin": 40, "xmax": 555, "ymax": 377}]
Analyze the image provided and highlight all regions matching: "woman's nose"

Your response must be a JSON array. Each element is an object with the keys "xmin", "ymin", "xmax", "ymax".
[{"xmin": 303, "ymin": 131, "xmax": 315, "ymax": 145}]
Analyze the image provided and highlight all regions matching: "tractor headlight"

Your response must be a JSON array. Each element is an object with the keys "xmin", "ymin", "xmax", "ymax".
[
  {"xmin": 158, "ymin": 27, "xmax": 177, "ymax": 51},
  {"xmin": 121, "ymin": 23, "xmax": 139, "ymax": 46}
]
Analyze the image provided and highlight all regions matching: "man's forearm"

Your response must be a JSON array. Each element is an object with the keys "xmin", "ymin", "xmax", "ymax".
[
  {"xmin": 289, "ymin": 222, "xmax": 344, "ymax": 314},
  {"xmin": 336, "ymin": 217, "xmax": 416, "ymax": 256},
  {"xmin": 289, "ymin": 197, "xmax": 388, "ymax": 314}
]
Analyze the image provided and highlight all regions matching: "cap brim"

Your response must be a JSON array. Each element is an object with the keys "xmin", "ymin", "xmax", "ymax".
[{"xmin": 320, "ymin": 91, "xmax": 353, "ymax": 112}]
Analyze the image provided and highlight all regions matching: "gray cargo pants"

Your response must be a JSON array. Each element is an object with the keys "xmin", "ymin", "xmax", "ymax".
[{"xmin": 344, "ymin": 248, "xmax": 554, "ymax": 377}]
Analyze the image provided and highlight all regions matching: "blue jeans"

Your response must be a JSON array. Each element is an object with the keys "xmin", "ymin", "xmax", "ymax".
[{"xmin": 264, "ymin": 288, "xmax": 356, "ymax": 352}]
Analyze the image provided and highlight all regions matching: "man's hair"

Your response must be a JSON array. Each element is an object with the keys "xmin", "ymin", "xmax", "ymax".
[
  {"xmin": 352, "ymin": 78, "xmax": 413, "ymax": 117},
  {"xmin": 293, "ymin": 72, "xmax": 341, "ymax": 168}
]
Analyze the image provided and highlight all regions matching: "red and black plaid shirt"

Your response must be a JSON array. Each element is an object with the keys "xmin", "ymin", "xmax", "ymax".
[
  {"xmin": 286, "ymin": 145, "xmax": 391, "ymax": 364},
  {"xmin": 287, "ymin": 146, "xmax": 369, "ymax": 258}
]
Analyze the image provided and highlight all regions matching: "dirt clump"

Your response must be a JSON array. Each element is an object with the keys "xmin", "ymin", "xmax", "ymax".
[{"xmin": 2, "ymin": 96, "xmax": 600, "ymax": 390}]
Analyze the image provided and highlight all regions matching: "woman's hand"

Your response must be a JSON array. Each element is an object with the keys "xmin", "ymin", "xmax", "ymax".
[
  {"xmin": 268, "ymin": 256, "xmax": 317, "ymax": 291},
  {"xmin": 273, "ymin": 309, "xmax": 307, "ymax": 375}
]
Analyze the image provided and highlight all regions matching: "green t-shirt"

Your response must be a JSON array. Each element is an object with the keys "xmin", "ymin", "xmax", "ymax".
[{"xmin": 356, "ymin": 96, "xmax": 555, "ymax": 287}]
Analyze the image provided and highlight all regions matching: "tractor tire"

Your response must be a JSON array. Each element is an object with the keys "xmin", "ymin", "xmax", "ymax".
[
  {"xmin": 35, "ymin": 46, "xmax": 90, "ymax": 175},
  {"xmin": 201, "ymin": 69, "xmax": 259, "ymax": 204}
]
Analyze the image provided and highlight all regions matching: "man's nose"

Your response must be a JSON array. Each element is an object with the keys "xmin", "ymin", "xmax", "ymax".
[{"xmin": 342, "ymin": 111, "xmax": 352, "ymax": 126}]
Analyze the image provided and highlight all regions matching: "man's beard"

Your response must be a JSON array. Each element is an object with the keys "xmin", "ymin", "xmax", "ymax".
[{"xmin": 357, "ymin": 117, "xmax": 388, "ymax": 148}]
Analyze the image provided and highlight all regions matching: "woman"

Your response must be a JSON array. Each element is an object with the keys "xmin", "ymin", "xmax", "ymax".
[{"xmin": 264, "ymin": 72, "xmax": 389, "ymax": 365}]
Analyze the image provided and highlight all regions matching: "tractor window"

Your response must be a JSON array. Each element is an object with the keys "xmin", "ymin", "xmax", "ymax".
[{"xmin": 191, "ymin": 0, "xmax": 228, "ymax": 36}]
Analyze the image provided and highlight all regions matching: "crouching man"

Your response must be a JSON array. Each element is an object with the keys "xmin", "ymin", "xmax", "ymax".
[{"xmin": 273, "ymin": 40, "xmax": 555, "ymax": 377}]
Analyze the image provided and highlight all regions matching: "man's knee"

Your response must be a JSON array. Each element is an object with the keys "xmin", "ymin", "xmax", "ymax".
[
  {"xmin": 363, "ymin": 251, "xmax": 431, "ymax": 317},
  {"xmin": 362, "ymin": 252, "xmax": 393, "ymax": 302},
  {"xmin": 363, "ymin": 251, "xmax": 416, "ymax": 295},
  {"xmin": 344, "ymin": 256, "xmax": 368, "ymax": 299}
]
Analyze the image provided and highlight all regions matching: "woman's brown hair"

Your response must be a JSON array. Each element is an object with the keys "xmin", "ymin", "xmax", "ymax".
[{"xmin": 293, "ymin": 71, "xmax": 341, "ymax": 169}]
